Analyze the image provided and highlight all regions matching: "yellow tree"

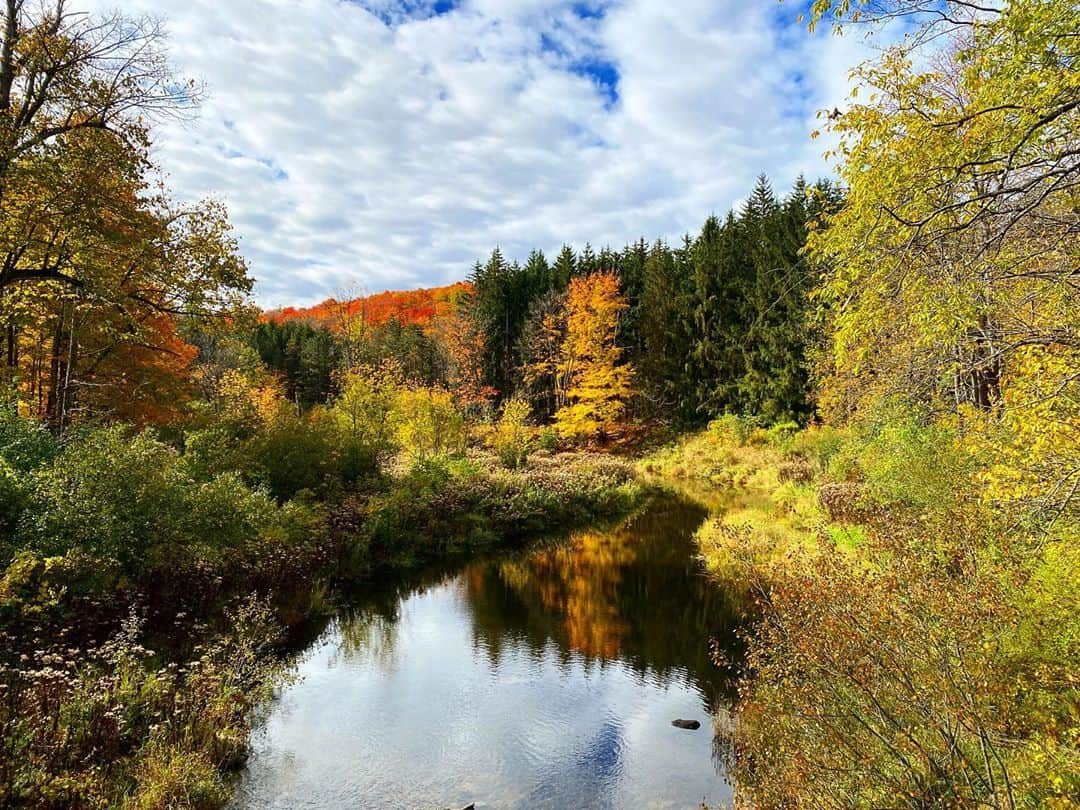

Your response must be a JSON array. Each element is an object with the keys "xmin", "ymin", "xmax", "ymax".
[
  {"xmin": 807, "ymin": 0, "xmax": 1078, "ymax": 404},
  {"xmin": 554, "ymin": 272, "xmax": 634, "ymax": 442}
]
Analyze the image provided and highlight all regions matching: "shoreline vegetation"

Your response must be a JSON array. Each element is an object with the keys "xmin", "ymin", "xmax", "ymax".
[{"xmin": 645, "ymin": 412, "xmax": 1080, "ymax": 807}]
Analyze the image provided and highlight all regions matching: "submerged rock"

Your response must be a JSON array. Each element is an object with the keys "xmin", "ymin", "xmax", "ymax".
[{"xmin": 671, "ymin": 719, "xmax": 701, "ymax": 730}]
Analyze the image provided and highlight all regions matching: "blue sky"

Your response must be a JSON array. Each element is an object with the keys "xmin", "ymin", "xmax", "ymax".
[{"xmin": 79, "ymin": 0, "xmax": 874, "ymax": 307}]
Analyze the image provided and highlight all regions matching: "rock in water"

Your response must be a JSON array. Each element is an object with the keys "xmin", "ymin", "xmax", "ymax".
[{"xmin": 671, "ymin": 718, "xmax": 701, "ymax": 730}]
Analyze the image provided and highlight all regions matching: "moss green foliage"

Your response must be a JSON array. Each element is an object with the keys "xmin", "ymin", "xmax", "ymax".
[{"xmin": 489, "ymin": 397, "xmax": 533, "ymax": 469}]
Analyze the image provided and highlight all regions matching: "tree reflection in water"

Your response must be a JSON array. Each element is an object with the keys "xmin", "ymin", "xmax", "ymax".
[
  {"xmin": 333, "ymin": 494, "xmax": 742, "ymax": 713},
  {"xmin": 235, "ymin": 494, "xmax": 742, "ymax": 809},
  {"xmin": 463, "ymin": 495, "xmax": 741, "ymax": 712}
]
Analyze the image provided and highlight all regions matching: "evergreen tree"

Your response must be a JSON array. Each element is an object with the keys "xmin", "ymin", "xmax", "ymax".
[
  {"xmin": 578, "ymin": 242, "xmax": 598, "ymax": 277},
  {"xmin": 639, "ymin": 238, "xmax": 697, "ymax": 420},
  {"xmin": 618, "ymin": 238, "xmax": 649, "ymax": 361},
  {"xmin": 738, "ymin": 175, "xmax": 810, "ymax": 423},
  {"xmin": 690, "ymin": 213, "xmax": 754, "ymax": 416},
  {"xmin": 469, "ymin": 248, "xmax": 513, "ymax": 395},
  {"xmin": 552, "ymin": 245, "xmax": 577, "ymax": 289}
]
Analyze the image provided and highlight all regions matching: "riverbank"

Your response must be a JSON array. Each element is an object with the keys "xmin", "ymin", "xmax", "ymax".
[
  {"xmin": 0, "ymin": 412, "xmax": 644, "ymax": 809},
  {"xmin": 643, "ymin": 414, "xmax": 1080, "ymax": 807},
  {"xmin": 639, "ymin": 416, "xmax": 863, "ymax": 598}
]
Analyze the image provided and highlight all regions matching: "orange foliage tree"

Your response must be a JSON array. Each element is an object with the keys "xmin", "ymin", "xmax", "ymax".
[
  {"xmin": 554, "ymin": 272, "xmax": 634, "ymax": 442},
  {"xmin": 434, "ymin": 307, "xmax": 496, "ymax": 413}
]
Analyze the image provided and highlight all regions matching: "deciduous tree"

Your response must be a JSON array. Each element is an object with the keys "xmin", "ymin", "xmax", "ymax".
[{"xmin": 554, "ymin": 272, "xmax": 634, "ymax": 442}]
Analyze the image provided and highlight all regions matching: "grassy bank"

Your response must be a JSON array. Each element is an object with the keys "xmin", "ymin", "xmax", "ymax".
[
  {"xmin": 0, "ymin": 411, "xmax": 642, "ymax": 809},
  {"xmin": 646, "ymin": 413, "xmax": 1080, "ymax": 807},
  {"xmin": 640, "ymin": 416, "xmax": 863, "ymax": 596}
]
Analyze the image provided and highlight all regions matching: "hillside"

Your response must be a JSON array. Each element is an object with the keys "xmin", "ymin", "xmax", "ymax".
[{"xmin": 262, "ymin": 281, "xmax": 472, "ymax": 330}]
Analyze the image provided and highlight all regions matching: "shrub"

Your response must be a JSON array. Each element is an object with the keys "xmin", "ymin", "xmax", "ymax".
[
  {"xmin": 765, "ymin": 420, "xmax": 801, "ymax": 450},
  {"xmin": 0, "ymin": 459, "xmax": 27, "ymax": 543},
  {"xmin": 787, "ymin": 424, "xmax": 845, "ymax": 473},
  {"xmin": 15, "ymin": 426, "xmax": 285, "ymax": 579},
  {"xmin": 730, "ymin": 515, "xmax": 1080, "ymax": 808},
  {"xmin": 245, "ymin": 408, "xmax": 344, "ymax": 500},
  {"xmin": 394, "ymin": 387, "xmax": 466, "ymax": 461},
  {"xmin": 777, "ymin": 459, "xmax": 814, "ymax": 486},
  {"xmin": 537, "ymin": 426, "xmax": 560, "ymax": 454},
  {"xmin": 0, "ymin": 410, "xmax": 59, "ymax": 474},
  {"xmin": 707, "ymin": 414, "xmax": 757, "ymax": 446},
  {"xmin": 331, "ymin": 364, "xmax": 401, "ymax": 475},
  {"xmin": 826, "ymin": 405, "xmax": 971, "ymax": 515},
  {"xmin": 489, "ymin": 397, "xmax": 532, "ymax": 469}
]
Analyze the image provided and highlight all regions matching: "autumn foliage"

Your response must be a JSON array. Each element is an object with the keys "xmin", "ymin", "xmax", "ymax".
[
  {"xmin": 262, "ymin": 282, "xmax": 472, "ymax": 332},
  {"xmin": 553, "ymin": 273, "xmax": 635, "ymax": 442}
]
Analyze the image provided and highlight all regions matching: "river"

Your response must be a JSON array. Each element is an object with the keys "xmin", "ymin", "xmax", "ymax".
[{"xmin": 230, "ymin": 493, "xmax": 741, "ymax": 809}]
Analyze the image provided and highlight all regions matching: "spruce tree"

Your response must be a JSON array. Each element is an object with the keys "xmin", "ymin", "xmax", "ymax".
[
  {"xmin": 690, "ymin": 213, "xmax": 754, "ymax": 417},
  {"xmin": 639, "ymin": 239, "xmax": 696, "ymax": 420},
  {"xmin": 552, "ymin": 245, "xmax": 577, "ymax": 289}
]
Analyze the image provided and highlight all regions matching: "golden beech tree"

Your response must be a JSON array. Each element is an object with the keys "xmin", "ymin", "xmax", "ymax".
[{"xmin": 554, "ymin": 272, "xmax": 634, "ymax": 442}]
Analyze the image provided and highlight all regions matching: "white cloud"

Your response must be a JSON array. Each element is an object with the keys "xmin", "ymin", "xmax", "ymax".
[{"xmin": 76, "ymin": 0, "xmax": 876, "ymax": 307}]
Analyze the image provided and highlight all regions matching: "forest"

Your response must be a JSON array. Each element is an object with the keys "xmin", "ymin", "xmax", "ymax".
[{"xmin": 0, "ymin": 0, "xmax": 1078, "ymax": 807}]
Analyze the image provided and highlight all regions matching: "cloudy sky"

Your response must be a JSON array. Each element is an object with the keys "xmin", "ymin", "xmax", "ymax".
[{"xmin": 78, "ymin": 0, "xmax": 873, "ymax": 307}]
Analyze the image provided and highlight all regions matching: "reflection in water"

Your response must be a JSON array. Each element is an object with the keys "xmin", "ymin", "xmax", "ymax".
[
  {"xmin": 464, "ymin": 496, "xmax": 740, "ymax": 711},
  {"xmin": 231, "ymin": 495, "xmax": 741, "ymax": 809}
]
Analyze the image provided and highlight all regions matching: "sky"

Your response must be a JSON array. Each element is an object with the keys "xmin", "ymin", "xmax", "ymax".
[{"xmin": 77, "ymin": 0, "xmax": 877, "ymax": 307}]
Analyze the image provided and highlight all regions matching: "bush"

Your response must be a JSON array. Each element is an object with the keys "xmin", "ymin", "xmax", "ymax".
[
  {"xmin": 707, "ymin": 414, "xmax": 757, "ymax": 446},
  {"xmin": 826, "ymin": 405, "xmax": 971, "ymax": 515},
  {"xmin": 394, "ymin": 387, "xmax": 466, "ymax": 461},
  {"xmin": 787, "ymin": 424, "xmax": 845, "ymax": 473},
  {"xmin": 332, "ymin": 365, "xmax": 400, "ymax": 475},
  {"xmin": 348, "ymin": 453, "xmax": 643, "ymax": 570},
  {"xmin": 730, "ymin": 514, "xmax": 1080, "ymax": 808},
  {"xmin": 245, "ymin": 408, "xmax": 345, "ymax": 500},
  {"xmin": 537, "ymin": 427, "xmax": 560, "ymax": 454},
  {"xmin": 0, "ymin": 459, "xmax": 28, "ymax": 543},
  {"xmin": 0, "ymin": 410, "xmax": 59, "ymax": 473},
  {"xmin": 489, "ymin": 397, "xmax": 532, "ymax": 469},
  {"xmin": 15, "ymin": 426, "xmax": 287, "ymax": 580}
]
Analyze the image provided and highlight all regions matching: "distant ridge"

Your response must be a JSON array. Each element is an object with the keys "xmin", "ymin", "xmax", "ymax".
[{"xmin": 262, "ymin": 281, "xmax": 472, "ymax": 330}]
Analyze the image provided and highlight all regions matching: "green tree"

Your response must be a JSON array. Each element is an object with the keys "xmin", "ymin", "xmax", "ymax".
[{"xmin": 639, "ymin": 238, "xmax": 697, "ymax": 421}]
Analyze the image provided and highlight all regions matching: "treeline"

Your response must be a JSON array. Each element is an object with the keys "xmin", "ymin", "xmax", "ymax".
[{"xmin": 260, "ymin": 174, "xmax": 841, "ymax": 436}]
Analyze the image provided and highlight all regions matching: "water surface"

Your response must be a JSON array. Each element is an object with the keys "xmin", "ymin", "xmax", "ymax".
[{"xmin": 232, "ymin": 495, "xmax": 740, "ymax": 809}]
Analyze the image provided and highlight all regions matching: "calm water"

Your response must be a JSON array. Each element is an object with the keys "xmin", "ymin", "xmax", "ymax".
[{"xmin": 231, "ymin": 495, "xmax": 741, "ymax": 809}]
